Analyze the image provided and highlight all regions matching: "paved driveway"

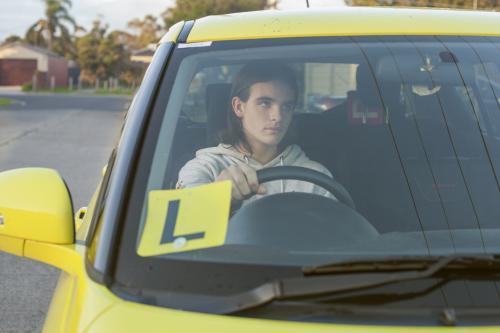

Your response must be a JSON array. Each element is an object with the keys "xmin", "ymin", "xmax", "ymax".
[{"xmin": 0, "ymin": 93, "xmax": 130, "ymax": 333}]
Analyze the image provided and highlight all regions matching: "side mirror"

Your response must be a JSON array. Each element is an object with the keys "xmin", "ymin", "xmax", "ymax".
[{"xmin": 0, "ymin": 168, "xmax": 74, "ymax": 244}]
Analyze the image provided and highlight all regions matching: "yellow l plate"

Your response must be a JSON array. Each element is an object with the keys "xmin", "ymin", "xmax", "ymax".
[{"xmin": 138, "ymin": 181, "xmax": 232, "ymax": 257}]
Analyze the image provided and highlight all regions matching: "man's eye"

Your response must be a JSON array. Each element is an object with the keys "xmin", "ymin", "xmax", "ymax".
[
  {"xmin": 258, "ymin": 100, "xmax": 272, "ymax": 107},
  {"xmin": 282, "ymin": 104, "xmax": 294, "ymax": 113}
]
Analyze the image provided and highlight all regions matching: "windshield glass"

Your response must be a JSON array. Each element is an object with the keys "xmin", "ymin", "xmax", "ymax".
[{"xmin": 133, "ymin": 36, "xmax": 500, "ymax": 268}]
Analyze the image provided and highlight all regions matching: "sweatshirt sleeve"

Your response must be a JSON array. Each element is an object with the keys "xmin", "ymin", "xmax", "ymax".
[
  {"xmin": 176, "ymin": 158, "xmax": 217, "ymax": 189},
  {"xmin": 303, "ymin": 160, "xmax": 339, "ymax": 201}
]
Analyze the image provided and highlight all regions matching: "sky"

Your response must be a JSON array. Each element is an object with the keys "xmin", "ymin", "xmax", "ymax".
[{"xmin": 0, "ymin": 0, "xmax": 345, "ymax": 42}]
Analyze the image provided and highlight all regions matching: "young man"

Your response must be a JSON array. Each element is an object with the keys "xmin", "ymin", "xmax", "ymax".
[{"xmin": 177, "ymin": 62, "xmax": 335, "ymax": 204}]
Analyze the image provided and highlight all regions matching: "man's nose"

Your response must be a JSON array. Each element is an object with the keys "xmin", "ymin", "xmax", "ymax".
[{"xmin": 270, "ymin": 105, "xmax": 284, "ymax": 122}]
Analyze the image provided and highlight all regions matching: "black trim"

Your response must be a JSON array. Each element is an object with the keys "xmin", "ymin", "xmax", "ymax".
[
  {"xmin": 84, "ymin": 42, "xmax": 176, "ymax": 286},
  {"xmin": 178, "ymin": 20, "xmax": 195, "ymax": 43},
  {"xmin": 86, "ymin": 148, "xmax": 116, "ymax": 247},
  {"xmin": 85, "ymin": 253, "xmax": 106, "ymax": 284},
  {"xmin": 61, "ymin": 176, "xmax": 76, "ymax": 243}
]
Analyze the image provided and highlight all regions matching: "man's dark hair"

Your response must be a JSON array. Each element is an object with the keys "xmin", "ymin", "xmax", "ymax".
[{"xmin": 219, "ymin": 61, "xmax": 298, "ymax": 154}]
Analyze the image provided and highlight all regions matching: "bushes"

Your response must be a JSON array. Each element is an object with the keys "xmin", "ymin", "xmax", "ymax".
[{"xmin": 21, "ymin": 82, "xmax": 33, "ymax": 92}]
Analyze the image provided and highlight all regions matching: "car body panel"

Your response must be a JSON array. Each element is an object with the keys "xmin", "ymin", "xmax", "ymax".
[
  {"xmin": 0, "ymin": 168, "xmax": 74, "ymax": 244},
  {"xmin": 178, "ymin": 8, "xmax": 500, "ymax": 43},
  {"xmin": 24, "ymin": 241, "xmax": 82, "ymax": 274},
  {"xmin": 76, "ymin": 181, "xmax": 100, "ymax": 243},
  {"xmin": 159, "ymin": 21, "xmax": 184, "ymax": 43},
  {"xmin": 80, "ymin": 298, "xmax": 500, "ymax": 332},
  {"xmin": 0, "ymin": 234, "xmax": 23, "ymax": 256},
  {"xmin": 42, "ymin": 268, "xmax": 116, "ymax": 332},
  {"xmin": 29, "ymin": 241, "xmax": 116, "ymax": 333}
]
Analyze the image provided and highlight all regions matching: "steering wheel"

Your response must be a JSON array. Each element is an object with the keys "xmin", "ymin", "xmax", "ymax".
[
  {"xmin": 227, "ymin": 166, "xmax": 376, "ymax": 250},
  {"xmin": 256, "ymin": 166, "xmax": 355, "ymax": 209}
]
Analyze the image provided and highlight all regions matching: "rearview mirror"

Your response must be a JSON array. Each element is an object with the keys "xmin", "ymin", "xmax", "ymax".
[{"xmin": 0, "ymin": 168, "xmax": 74, "ymax": 245}]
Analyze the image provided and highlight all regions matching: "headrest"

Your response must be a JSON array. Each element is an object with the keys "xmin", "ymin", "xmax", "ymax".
[
  {"xmin": 206, "ymin": 83, "xmax": 231, "ymax": 146},
  {"xmin": 356, "ymin": 63, "xmax": 382, "ymax": 108},
  {"xmin": 346, "ymin": 91, "xmax": 385, "ymax": 126}
]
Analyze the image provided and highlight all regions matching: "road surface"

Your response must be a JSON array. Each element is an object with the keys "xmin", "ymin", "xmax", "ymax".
[{"xmin": 0, "ymin": 92, "xmax": 129, "ymax": 333}]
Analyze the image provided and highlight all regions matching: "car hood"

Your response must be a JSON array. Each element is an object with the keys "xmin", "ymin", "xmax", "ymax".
[{"xmin": 85, "ymin": 298, "xmax": 500, "ymax": 332}]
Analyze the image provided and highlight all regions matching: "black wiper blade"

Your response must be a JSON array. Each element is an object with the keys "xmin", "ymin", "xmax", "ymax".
[
  {"xmin": 303, "ymin": 254, "xmax": 500, "ymax": 275},
  {"xmin": 220, "ymin": 254, "xmax": 500, "ymax": 314}
]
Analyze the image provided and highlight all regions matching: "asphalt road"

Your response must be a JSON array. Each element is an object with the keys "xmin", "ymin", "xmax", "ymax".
[{"xmin": 0, "ymin": 92, "xmax": 129, "ymax": 333}]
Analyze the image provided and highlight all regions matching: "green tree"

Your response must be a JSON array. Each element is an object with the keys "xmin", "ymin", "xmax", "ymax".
[
  {"xmin": 76, "ymin": 19, "xmax": 131, "ymax": 84},
  {"xmin": 76, "ymin": 20, "xmax": 104, "ymax": 82},
  {"xmin": 97, "ymin": 34, "xmax": 128, "ymax": 78},
  {"xmin": 162, "ymin": 0, "xmax": 277, "ymax": 28},
  {"xmin": 348, "ymin": 0, "xmax": 499, "ymax": 10},
  {"xmin": 25, "ymin": 0, "xmax": 82, "ymax": 54},
  {"xmin": 2, "ymin": 35, "xmax": 23, "ymax": 45},
  {"xmin": 127, "ymin": 15, "xmax": 162, "ymax": 49}
]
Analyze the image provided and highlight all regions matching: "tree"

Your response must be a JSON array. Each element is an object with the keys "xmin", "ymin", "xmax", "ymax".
[
  {"xmin": 127, "ymin": 15, "xmax": 162, "ymax": 49},
  {"xmin": 25, "ymin": 0, "xmax": 83, "ymax": 54},
  {"xmin": 76, "ymin": 20, "xmax": 104, "ymax": 82},
  {"xmin": 347, "ymin": 0, "xmax": 499, "ymax": 10},
  {"xmin": 76, "ymin": 19, "xmax": 131, "ymax": 84},
  {"xmin": 2, "ymin": 35, "xmax": 23, "ymax": 45},
  {"xmin": 162, "ymin": 0, "xmax": 277, "ymax": 29}
]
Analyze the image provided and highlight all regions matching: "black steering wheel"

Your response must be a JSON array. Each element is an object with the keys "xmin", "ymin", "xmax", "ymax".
[
  {"xmin": 227, "ymin": 166, "xmax": 375, "ymax": 250},
  {"xmin": 256, "ymin": 166, "xmax": 355, "ymax": 209}
]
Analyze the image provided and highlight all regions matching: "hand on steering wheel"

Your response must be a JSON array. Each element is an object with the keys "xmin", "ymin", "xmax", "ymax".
[
  {"xmin": 215, "ymin": 164, "xmax": 266, "ymax": 201},
  {"xmin": 256, "ymin": 166, "xmax": 355, "ymax": 209},
  {"xmin": 218, "ymin": 165, "xmax": 355, "ymax": 209}
]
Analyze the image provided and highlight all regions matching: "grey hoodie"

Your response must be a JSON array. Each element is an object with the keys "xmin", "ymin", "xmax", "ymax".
[{"xmin": 177, "ymin": 144, "xmax": 336, "ymax": 205}]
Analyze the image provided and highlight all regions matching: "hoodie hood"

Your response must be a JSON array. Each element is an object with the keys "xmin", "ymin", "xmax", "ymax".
[
  {"xmin": 178, "ymin": 143, "xmax": 335, "ymax": 202},
  {"xmin": 195, "ymin": 144, "xmax": 304, "ymax": 169}
]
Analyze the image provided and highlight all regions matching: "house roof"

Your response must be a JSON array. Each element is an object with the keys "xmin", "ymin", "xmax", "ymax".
[
  {"xmin": 0, "ymin": 42, "xmax": 62, "ymax": 58},
  {"xmin": 132, "ymin": 47, "xmax": 155, "ymax": 57}
]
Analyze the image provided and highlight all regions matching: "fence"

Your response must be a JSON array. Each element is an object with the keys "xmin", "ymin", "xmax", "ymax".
[{"xmin": 29, "ymin": 75, "xmax": 139, "ymax": 94}]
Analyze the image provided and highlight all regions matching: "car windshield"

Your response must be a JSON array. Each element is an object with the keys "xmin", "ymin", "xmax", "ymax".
[{"xmin": 123, "ymin": 35, "xmax": 500, "ymax": 280}]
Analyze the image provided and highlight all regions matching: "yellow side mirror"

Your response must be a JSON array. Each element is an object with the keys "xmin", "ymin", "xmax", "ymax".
[{"xmin": 0, "ymin": 168, "xmax": 74, "ymax": 245}]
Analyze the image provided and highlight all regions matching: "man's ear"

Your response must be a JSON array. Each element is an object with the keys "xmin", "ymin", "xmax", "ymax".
[{"xmin": 232, "ymin": 96, "xmax": 244, "ymax": 118}]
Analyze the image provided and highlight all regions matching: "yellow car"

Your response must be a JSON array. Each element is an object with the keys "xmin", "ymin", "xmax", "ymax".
[{"xmin": 3, "ymin": 7, "xmax": 500, "ymax": 332}]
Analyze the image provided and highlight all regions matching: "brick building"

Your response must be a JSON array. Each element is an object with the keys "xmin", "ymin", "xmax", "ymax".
[{"xmin": 0, "ymin": 42, "xmax": 68, "ymax": 88}]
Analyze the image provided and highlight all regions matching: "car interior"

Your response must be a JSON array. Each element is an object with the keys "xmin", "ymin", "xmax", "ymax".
[{"xmin": 160, "ymin": 51, "xmax": 500, "ymax": 238}]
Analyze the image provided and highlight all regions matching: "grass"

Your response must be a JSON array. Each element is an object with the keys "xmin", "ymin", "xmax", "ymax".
[
  {"xmin": 0, "ymin": 98, "xmax": 13, "ymax": 107},
  {"xmin": 22, "ymin": 86, "xmax": 134, "ymax": 96},
  {"xmin": 38, "ymin": 87, "xmax": 74, "ymax": 93},
  {"xmin": 95, "ymin": 88, "xmax": 135, "ymax": 96}
]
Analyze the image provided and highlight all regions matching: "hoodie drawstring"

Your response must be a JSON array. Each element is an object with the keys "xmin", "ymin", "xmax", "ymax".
[
  {"xmin": 280, "ymin": 155, "xmax": 284, "ymax": 193},
  {"xmin": 243, "ymin": 152, "xmax": 284, "ymax": 193}
]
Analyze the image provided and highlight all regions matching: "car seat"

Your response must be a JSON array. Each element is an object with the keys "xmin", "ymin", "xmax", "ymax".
[
  {"xmin": 206, "ymin": 83, "xmax": 232, "ymax": 146},
  {"xmin": 319, "ymin": 63, "xmax": 422, "ymax": 233},
  {"xmin": 165, "ymin": 83, "xmax": 235, "ymax": 188}
]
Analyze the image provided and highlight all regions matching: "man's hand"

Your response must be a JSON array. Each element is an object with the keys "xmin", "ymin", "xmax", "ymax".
[{"xmin": 215, "ymin": 164, "xmax": 266, "ymax": 201}]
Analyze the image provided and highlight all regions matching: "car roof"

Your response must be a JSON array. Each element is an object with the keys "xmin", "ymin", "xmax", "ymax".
[{"xmin": 159, "ymin": 7, "xmax": 500, "ymax": 44}]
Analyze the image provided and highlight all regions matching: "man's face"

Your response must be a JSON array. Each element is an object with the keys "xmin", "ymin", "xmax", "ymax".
[{"xmin": 233, "ymin": 80, "xmax": 295, "ymax": 149}]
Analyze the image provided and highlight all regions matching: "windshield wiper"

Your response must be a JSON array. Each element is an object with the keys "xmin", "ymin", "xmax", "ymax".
[
  {"xmin": 303, "ymin": 254, "xmax": 500, "ymax": 275},
  {"xmin": 215, "ymin": 254, "xmax": 500, "ymax": 314}
]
